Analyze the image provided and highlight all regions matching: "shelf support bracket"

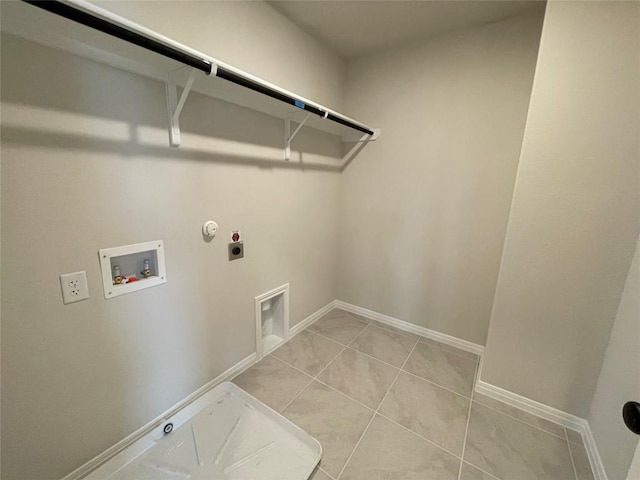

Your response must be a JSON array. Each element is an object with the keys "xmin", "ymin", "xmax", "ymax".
[
  {"xmin": 341, "ymin": 128, "xmax": 381, "ymax": 144},
  {"xmin": 166, "ymin": 68, "xmax": 197, "ymax": 147},
  {"xmin": 284, "ymin": 113, "xmax": 312, "ymax": 161},
  {"xmin": 340, "ymin": 129, "xmax": 382, "ymax": 169}
]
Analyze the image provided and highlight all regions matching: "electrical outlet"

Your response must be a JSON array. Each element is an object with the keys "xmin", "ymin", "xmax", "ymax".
[{"xmin": 60, "ymin": 271, "xmax": 89, "ymax": 305}]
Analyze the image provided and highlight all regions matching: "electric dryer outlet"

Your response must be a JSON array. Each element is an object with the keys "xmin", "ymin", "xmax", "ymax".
[{"xmin": 228, "ymin": 242, "xmax": 244, "ymax": 261}]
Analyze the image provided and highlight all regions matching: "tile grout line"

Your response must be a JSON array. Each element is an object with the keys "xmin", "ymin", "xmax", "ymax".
[
  {"xmin": 303, "ymin": 328, "xmax": 352, "ymax": 348},
  {"xmin": 278, "ymin": 375, "xmax": 315, "ymax": 414},
  {"xmin": 273, "ymin": 327, "xmax": 480, "ymax": 472},
  {"xmin": 276, "ymin": 347, "xmax": 345, "ymax": 413},
  {"xmin": 272, "ymin": 320, "xmax": 486, "ymax": 477},
  {"xmin": 342, "ymin": 307, "xmax": 478, "ymax": 359},
  {"xmin": 461, "ymin": 461, "xmax": 503, "ymax": 480},
  {"xmin": 332, "ymin": 391, "xmax": 394, "ymax": 479},
  {"xmin": 277, "ymin": 367, "xmax": 467, "ymax": 464},
  {"xmin": 271, "ymin": 353, "xmax": 378, "ymax": 414},
  {"xmin": 275, "ymin": 330, "xmax": 476, "ymax": 461},
  {"xmin": 297, "ymin": 372, "xmax": 374, "ymax": 413},
  {"xmin": 346, "ymin": 322, "xmax": 373, "ymax": 344},
  {"xmin": 331, "ymin": 309, "xmax": 479, "ymax": 362},
  {"xmin": 399, "ymin": 364, "xmax": 474, "ymax": 400},
  {"xmin": 472, "ymin": 396, "xmax": 568, "ymax": 441},
  {"xmin": 278, "ymin": 312, "xmax": 576, "ymax": 480},
  {"xmin": 309, "ymin": 322, "xmax": 371, "ymax": 347},
  {"xmin": 325, "ymin": 307, "xmax": 480, "ymax": 362},
  {"xmin": 344, "ymin": 344, "xmax": 411, "ymax": 371},
  {"xmin": 267, "ymin": 354, "xmax": 316, "ymax": 413},
  {"xmin": 418, "ymin": 336, "xmax": 481, "ymax": 362},
  {"xmin": 304, "ymin": 323, "xmax": 373, "ymax": 478},
  {"xmin": 565, "ymin": 427, "xmax": 580, "ymax": 480},
  {"xmin": 462, "ymin": 379, "xmax": 580, "ymax": 480},
  {"xmin": 366, "ymin": 320, "xmax": 421, "ymax": 341},
  {"xmin": 292, "ymin": 329, "xmax": 474, "ymax": 403},
  {"xmin": 278, "ymin": 323, "xmax": 370, "ymax": 413},
  {"xmin": 375, "ymin": 410, "xmax": 464, "ymax": 460},
  {"xmin": 275, "ymin": 324, "xmax": 480, "ymax": 422},
  {"xmin": 365, "ymin": 317, "xmax": 479, "ymax": 362},
  {"xmin": 319, "ymin": 468, "xmax": 337, "ymax": 480},
  {"xmin": 335, "ymin": 336, "xmax": 421, "ymax": 480},
  {"xmin": 313, "ymin": 330, "xmax": 477, "ymax": 400},
  {"xmin": 457, "ymin": 360, "xmax": 479, "ymax": 480},
  {"xmin": 312, "ymin": 318, "xmax": 478, "ymax": 374}
]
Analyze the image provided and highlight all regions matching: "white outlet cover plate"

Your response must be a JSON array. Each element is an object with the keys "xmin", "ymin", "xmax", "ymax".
[{"xmin": 60, "ymin": 271, "xmax": 89, "ymax": 304}]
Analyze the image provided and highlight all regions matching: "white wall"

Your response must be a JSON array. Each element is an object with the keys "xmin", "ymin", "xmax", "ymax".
[
  {"xmin": 338, "ymin": 9, "xmax": 545, "ymax": 345},
  {"xmin": 589, "ymin": 238, "xmax": 640, "ymax": 480},
  {"xmin": 0, "ymin": 2, "xmax": 346, "ymax": 477},
  {"xmin": 93, "ymin": 0, "xmax": 346, "ymax": 111},
  {"xmin": 482, "ymin": 1, "xmax": 640, "ymax": 418}
]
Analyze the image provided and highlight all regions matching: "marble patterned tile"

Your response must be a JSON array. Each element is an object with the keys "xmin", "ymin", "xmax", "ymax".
[
  {"xmin": 569, "ymin": 439, "xmax": 596, "ymax": 480},
  {"xmin": 317, "ymin": 348, "xmax": 398, "ymax": 409},
  {"xmin": 379, "ymin": 371, "xmax": 469, "ymax": 455},
  {"xmin": 283, "ymin": 381, "xmax": 373, "ymax": 478},
  {"xmin": 309, "ymin": 466, "xmax": 333, "ymax": 480},
  {"xmin": 340, "ymin": 415, "xmax": 460, "ymax": 480},
  {"xmin": 350, "ymin": 324, "xmax": 418, "ymax": 367},
  {"xmin": 460, "ymin": 462, "xmax": 499, "ymax": 480},
  {"xmin": 420, "ymin": 336, "xmax": 480, "ymax": 362},
  {"xmin": 464, "ymin": 403, "xmax": 575, "ymax": 480},
  {"xmin": 308, "ymin": 309, "xmax": 369, "ymax": 345},
  {"xmin": 473, "ymin": 393, "xmax": 566, "ymax": 439},
  {"xmin": 272, "ymin": 330, "xmax": 343, "ymax": 376},
  {"xmin": 231, "ymin": 355, "xmax": 311, "ymax": 412},
  {"xmin": 369, "ymin": 320, "xmax": 420, "ymax": 340},
  {"xmin": 403, "ymin": 341, "xmax": 477, "ymax": 397}
]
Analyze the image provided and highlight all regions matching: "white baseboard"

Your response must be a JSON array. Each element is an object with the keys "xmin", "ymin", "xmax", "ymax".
[
  {"xmin": 475, "ymin": 358, "xmax": 607, "ymax": 480},
  {"xmin": 61, "ymin": 299, "xmax": 607, "ymax": 480},
  {"xmin": 582, "ymin": 422, "xmax": 608, "ymax": 480},
  {"xmin": 334, "ymin": 300, "xmax": 485, "ymax": 356},
  {"xmin": 334, "ymin": 302, "xmax": 609, "ymax": 479},
  {"xmin": 63, "ymin": 300, "xmax": 337, "ymax": 479},
  {"xmin": 61, "ymin": 352, "xmax": 257, "ymax": 480},
  {"xmin": 289, "ymin": 300, "xmax": 337, "ymax": 337},
  {"xmin": 475, "ymin": 378, "xmax": 585, "ymax": 430}
]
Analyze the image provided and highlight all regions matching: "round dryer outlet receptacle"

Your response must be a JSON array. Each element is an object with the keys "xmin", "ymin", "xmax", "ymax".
[{"xmin": 202, "ymin": 220, "xmax": 219, "ymax": 238}]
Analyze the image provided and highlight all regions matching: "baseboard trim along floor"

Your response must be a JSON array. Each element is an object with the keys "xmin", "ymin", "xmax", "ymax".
[
  {"xmin": 60, "ymin": 353, "xmax": 257, "ymax": 480},
  {"xmin": 290, "ymin": 300, "xmax": 337, "ymax": 337},
  {"xmin": 335, "ymin": 301, "xmax": 607, "ymax": 480},
  {"xmin": 474, "ymin": 357, "xmax": 607, "ymax": 480},
  {"xmin": 334, "ymin": 300, "xmax": 485, "ymax": 356},
  {"xmin": 62, "ymin": 300, "xmax": 338, "ymax": 480},
  {"xmin": 61, "ymin": 300, "xmax": 606, "ymax": 480}
]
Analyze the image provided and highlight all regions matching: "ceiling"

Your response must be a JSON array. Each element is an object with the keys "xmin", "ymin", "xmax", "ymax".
[{"xmin": 268, "ymin": 1, "xmax": 545, "ymax": 59}]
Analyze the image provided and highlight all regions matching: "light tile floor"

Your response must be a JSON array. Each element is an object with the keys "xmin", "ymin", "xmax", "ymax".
[{"xmin": 232, "ymin": 309, "xmax": 596, "ymax": 480}]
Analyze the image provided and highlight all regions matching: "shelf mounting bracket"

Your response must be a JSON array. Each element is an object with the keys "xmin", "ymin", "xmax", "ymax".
[
  {"xmin": 166, "ymin": 67, "xmax": 197, "ymax": 147},
  {"xmin": 341, "ymin": 128, "xmax": 381, "ymax": 144},
  {"xmin": 284, "ymin": 113, "xmax": 312, "ymax": 161},
  {"xmin": 340, "ymin": 129, "xmax": 382, "ymax": 168}
]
